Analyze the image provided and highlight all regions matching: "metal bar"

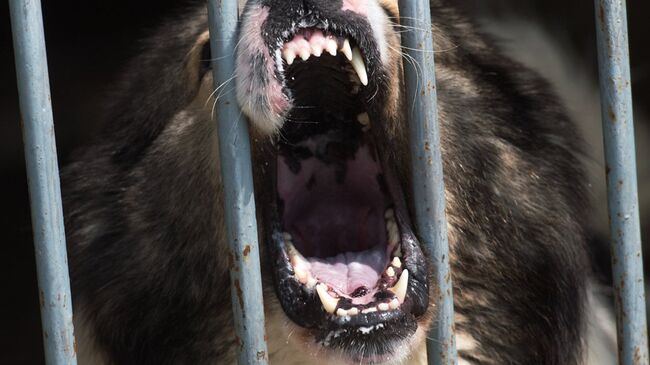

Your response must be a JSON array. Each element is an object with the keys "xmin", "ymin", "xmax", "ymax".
[
  {"xmin": 594, "ymin": 1, "xmax": 649, "ymax": 364},
  {"xmin": 398, "ymin": 2, "xmax": 457, "ymax": 365},
  {"xmin": 8, "ymin": 0, "xmax": 77, "ymax": 364},
  {"xmin": 206, "ymin": 1, "xmax": 269, "ymax": 364}
]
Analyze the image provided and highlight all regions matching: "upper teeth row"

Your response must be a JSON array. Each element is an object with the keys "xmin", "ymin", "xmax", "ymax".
[{"xmin": 281, "ymin": 36, "xmax": 369, "ymax": 86}]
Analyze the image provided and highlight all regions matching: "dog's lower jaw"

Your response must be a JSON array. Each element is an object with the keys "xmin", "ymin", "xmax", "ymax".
[{"xmin": 264, "ymin": 296, "xmax": 430, "ymax": 365}]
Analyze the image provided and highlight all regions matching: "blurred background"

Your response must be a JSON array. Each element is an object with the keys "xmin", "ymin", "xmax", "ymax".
[{"xmin": 1, "ymin": 1, "xmax": 648, "ymax": 363}]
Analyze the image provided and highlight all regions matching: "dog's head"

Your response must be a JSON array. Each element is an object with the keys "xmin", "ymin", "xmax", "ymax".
[{"xmin": 234, "ymin": 1, "xmax": 432, "ymax": 363}]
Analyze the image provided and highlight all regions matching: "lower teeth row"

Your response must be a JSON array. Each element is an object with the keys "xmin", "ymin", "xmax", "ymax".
[{"xmin": 284, "ymin": 207, "xmax": 407, "ymax": 316}]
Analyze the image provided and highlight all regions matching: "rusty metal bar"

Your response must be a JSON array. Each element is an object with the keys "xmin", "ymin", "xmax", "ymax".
[
  {"xmin": 206, "ymin": 1, "xmax": 269, "ymax": 364},
  {"xmin": 8, "ymin": 0, "xmax": 77, "ymax": 364},
  {"xmin": 594, "ymin": 1, "xmax": 649, "ymax": 364},
  {"xmin": 398, "ymin": 1, "xmax": 457, "ymax": 364}
]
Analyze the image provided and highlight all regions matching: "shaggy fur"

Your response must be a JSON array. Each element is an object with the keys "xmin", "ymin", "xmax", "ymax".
[{"xmin": 64, "ymin": 1, "xmax": 595, "ymax": 364}]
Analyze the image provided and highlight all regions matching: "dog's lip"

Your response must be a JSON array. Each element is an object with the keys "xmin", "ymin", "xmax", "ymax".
[{"xmin": 267, "ymin": 147, "xmax": 430, "ymax": 332}]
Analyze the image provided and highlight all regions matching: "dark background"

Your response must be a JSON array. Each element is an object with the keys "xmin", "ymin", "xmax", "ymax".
[{"xmin": 1, "ymin": 1, "xmax": 648, "ymax": 363}]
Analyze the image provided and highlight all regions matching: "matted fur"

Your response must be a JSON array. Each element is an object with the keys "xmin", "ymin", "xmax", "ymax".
[{"xmin": 64, "ymin": 1, "xmax": 596, "ymax": 364}]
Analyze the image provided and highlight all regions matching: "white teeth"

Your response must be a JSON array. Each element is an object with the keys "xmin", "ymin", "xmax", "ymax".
[
  {"xmin": 357, "ymin": 112, "xmax": 370, "ymax": 127},
  {"xmin": 311, "ymin": 45, "xmax": 322, "ymax": 57},
  {"xmin": 326, "ymin": 39, "xmax": 338, "ymax": 56},
  {"xmin": 316, "ymin": 284, "xmax": 340, "ymax": 314},
  {"xmin": 341, "ymin": 39, "xmax": 353, "ymax": 60},
  {"xmin": 306, "ymin": 276, "xmax": 318, "ymax": 289},
  {"xmin": 389, "ymin": 298, "xmax": 400, "ymax": 310},
  {"xmin": 378, "ymin": 303, "xmax": 390, "ymax": 311},
  {"xmin": 283, "ymin": 48, "xmax": 296, "ymax": 65},
  {"xmin": 348, "ymin": 307, "xmax": 359, "ymax": 316},
  {"xmin": 285, "ymin": 235, "xmax": 312, "ymax": 284},
  {"xmin": 350, "ymin": 47, "xmax": 368, "ymax": 86},
  {"xmin": 386, "ymin": 267, "xmax": 395, "ymax": 277},
  {"xmin": 391, "ymin": 257, "xmax": 402, "ymax": 269},
  {"xmin": 294, "ymin": 266, "xmax": 309, "ymax": 284},
  {"xmin": 362, "ymin": 307, "xmax": 378, "ymax": 314},
  {"xmin": 299, "ymin": 48, "xmax": 311, "ymax": 61},
  {"xmin": 336, "ymin": 308, "xmax": 348, "ymax": 317},
  {"xmin": 390, "ymin": 269, "xmax": 409, "ymax": 304}
]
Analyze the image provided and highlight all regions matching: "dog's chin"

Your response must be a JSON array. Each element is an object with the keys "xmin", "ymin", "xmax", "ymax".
[{"xmin": 265, "ymin": 301, "xmax": 431, "ymax": 365}]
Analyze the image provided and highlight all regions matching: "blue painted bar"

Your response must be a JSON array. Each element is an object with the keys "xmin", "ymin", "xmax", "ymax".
[
  {"xmin": 398, "ymin": 2, "xmax": 457, "ymax": 365},
  {"xmin": 8, "ymin": 0, "xmax": 77, "ymax": 364},
  {"xmin": 594, "ymin": 1, "xmax": 649, "ymax": 364},
  {"xmin": 206, "ymin": 1, "xmax": 269, "ymax": 364}
]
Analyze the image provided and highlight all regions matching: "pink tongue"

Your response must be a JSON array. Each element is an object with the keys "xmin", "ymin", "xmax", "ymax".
[{"xmin": 308, "ymin": 246, "xmax": 386, "ymax": 305}]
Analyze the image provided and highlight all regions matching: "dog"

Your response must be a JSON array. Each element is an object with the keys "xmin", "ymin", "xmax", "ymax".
[{"xmin": 63, "ymin": 1, "xmax": 611, "ymax": 363}]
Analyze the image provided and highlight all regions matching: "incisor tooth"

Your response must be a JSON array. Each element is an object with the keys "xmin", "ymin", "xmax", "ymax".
[
  {"xmin": 390, "ymin": 269, "xmax": 409, "ymax": 303},
  {"xmin": 299, "ymin": 49, "xmax": 311, "ymax": 61},
  {"xmin": 378, "ymin": 303, "xmax": 390, "ymax": 311},
  {"xmin": 362, "ymin": 307, "xmax": 378, "ymax": 314},
  {"xmin": 306, "ymin": 276, "xmax": 318, "ymax": 288},
  {"xmin": 326, "ymin": 39, "xmax": 338, "ymax": 56},
  {"xmin": 389, "ymin": 298, "xmax": 400, "ymax": 309},
  {"xmin": 350, "ymin": 47, "xmax": 368, "ymax": 86},
  {"xmin": 316, "ymin": 284, "xmax": 339, "ymax": 314},
  {"xmin": 341, "ymin": 39, "xmax": 353, "ymax": 60},
  {"xmin": 392, "ymin": 256, "xmax": 402, "ymax": 268},
  {"xmin": 336, "ymin": 308, "xmax": 348, "ymax": 317},
  {"xmin": 348, "ymin": 307, "xmax": 359, "ymax": 316},
  {"xmin": 386, "ymin": 267, "xmax": 395, "ymax": 277}
]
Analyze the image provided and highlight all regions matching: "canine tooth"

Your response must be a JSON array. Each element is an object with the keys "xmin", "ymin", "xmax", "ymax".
[
  {"xmin": 378, "ymin": 303, "xmax": 390, "ymax": 311},
  {"xmin": 316, "ymin": 284, "xmax": 339, "ymax": 314},
  {"xmin": 386, "ymin": 267, "xmax": 395, "ymax": 277},
  {"xmin": 336, "ymin": 308, "xmax": 348, "ymax": 317},
  {"xmin": 389, "ymin": 298, "xmax": 400, "ymax": 309},
  {"xmin": 283, "ymin": 48, "xmax": 296, "ymax": 65},
  {"xmin": 341, "ymin": 39, "xmax": 353, "ymax": 60},
  {"xmin": 326, "ymin": 39, "xmax": 338, "ymax": 56},
  {"xmin": 391, "ymin": 257, "xmax": 402, "ymax": 268},
  {"xmin": 389, "ymin": 269, "xmax": 409, "ymax": 303},
  {"xmin": 357, "ymin": 112, "xmax": 370, "ymax": 127},
  {"xmin": 348, "ymin": 307, "xmax": 359, "ymax": 316},
  {"xmin": 362, "ymin": 307, "xmax": 378, "ymax": 314},
  {"xmin": 350, "ymin": 47, "xmax": 368, "ymax": 86}
]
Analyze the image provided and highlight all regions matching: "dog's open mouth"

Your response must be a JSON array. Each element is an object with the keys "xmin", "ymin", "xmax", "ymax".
[{"xmin": 266, "ymin": 26, "xmax": 430, "ymax": 355}]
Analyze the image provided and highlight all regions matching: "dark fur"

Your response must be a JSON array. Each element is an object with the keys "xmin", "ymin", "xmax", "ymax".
[{"xmin": 63, "ymin": 1, "xmax": 589, "ymax": 364}]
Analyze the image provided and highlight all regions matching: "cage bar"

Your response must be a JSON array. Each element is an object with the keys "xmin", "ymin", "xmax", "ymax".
[
  {"xmin": 398, "ymin": 1, "xmax": 458, "ymax": 365},
  {"xmin": 8, "ymin": 0, "xmax": 77, "ymax": 364},
  {"xmin": 594, "ymin": 1, "xmax": 649, "ymax": 364},
  {"xmin": 206, "ymin": 1, "xmax": 269, "ymax": 364}
]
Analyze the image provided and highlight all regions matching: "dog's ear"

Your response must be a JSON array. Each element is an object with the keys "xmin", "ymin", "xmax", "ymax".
[{"xmin": 186, "ymin": 31, "xmax": 212, "ymax": 84}]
